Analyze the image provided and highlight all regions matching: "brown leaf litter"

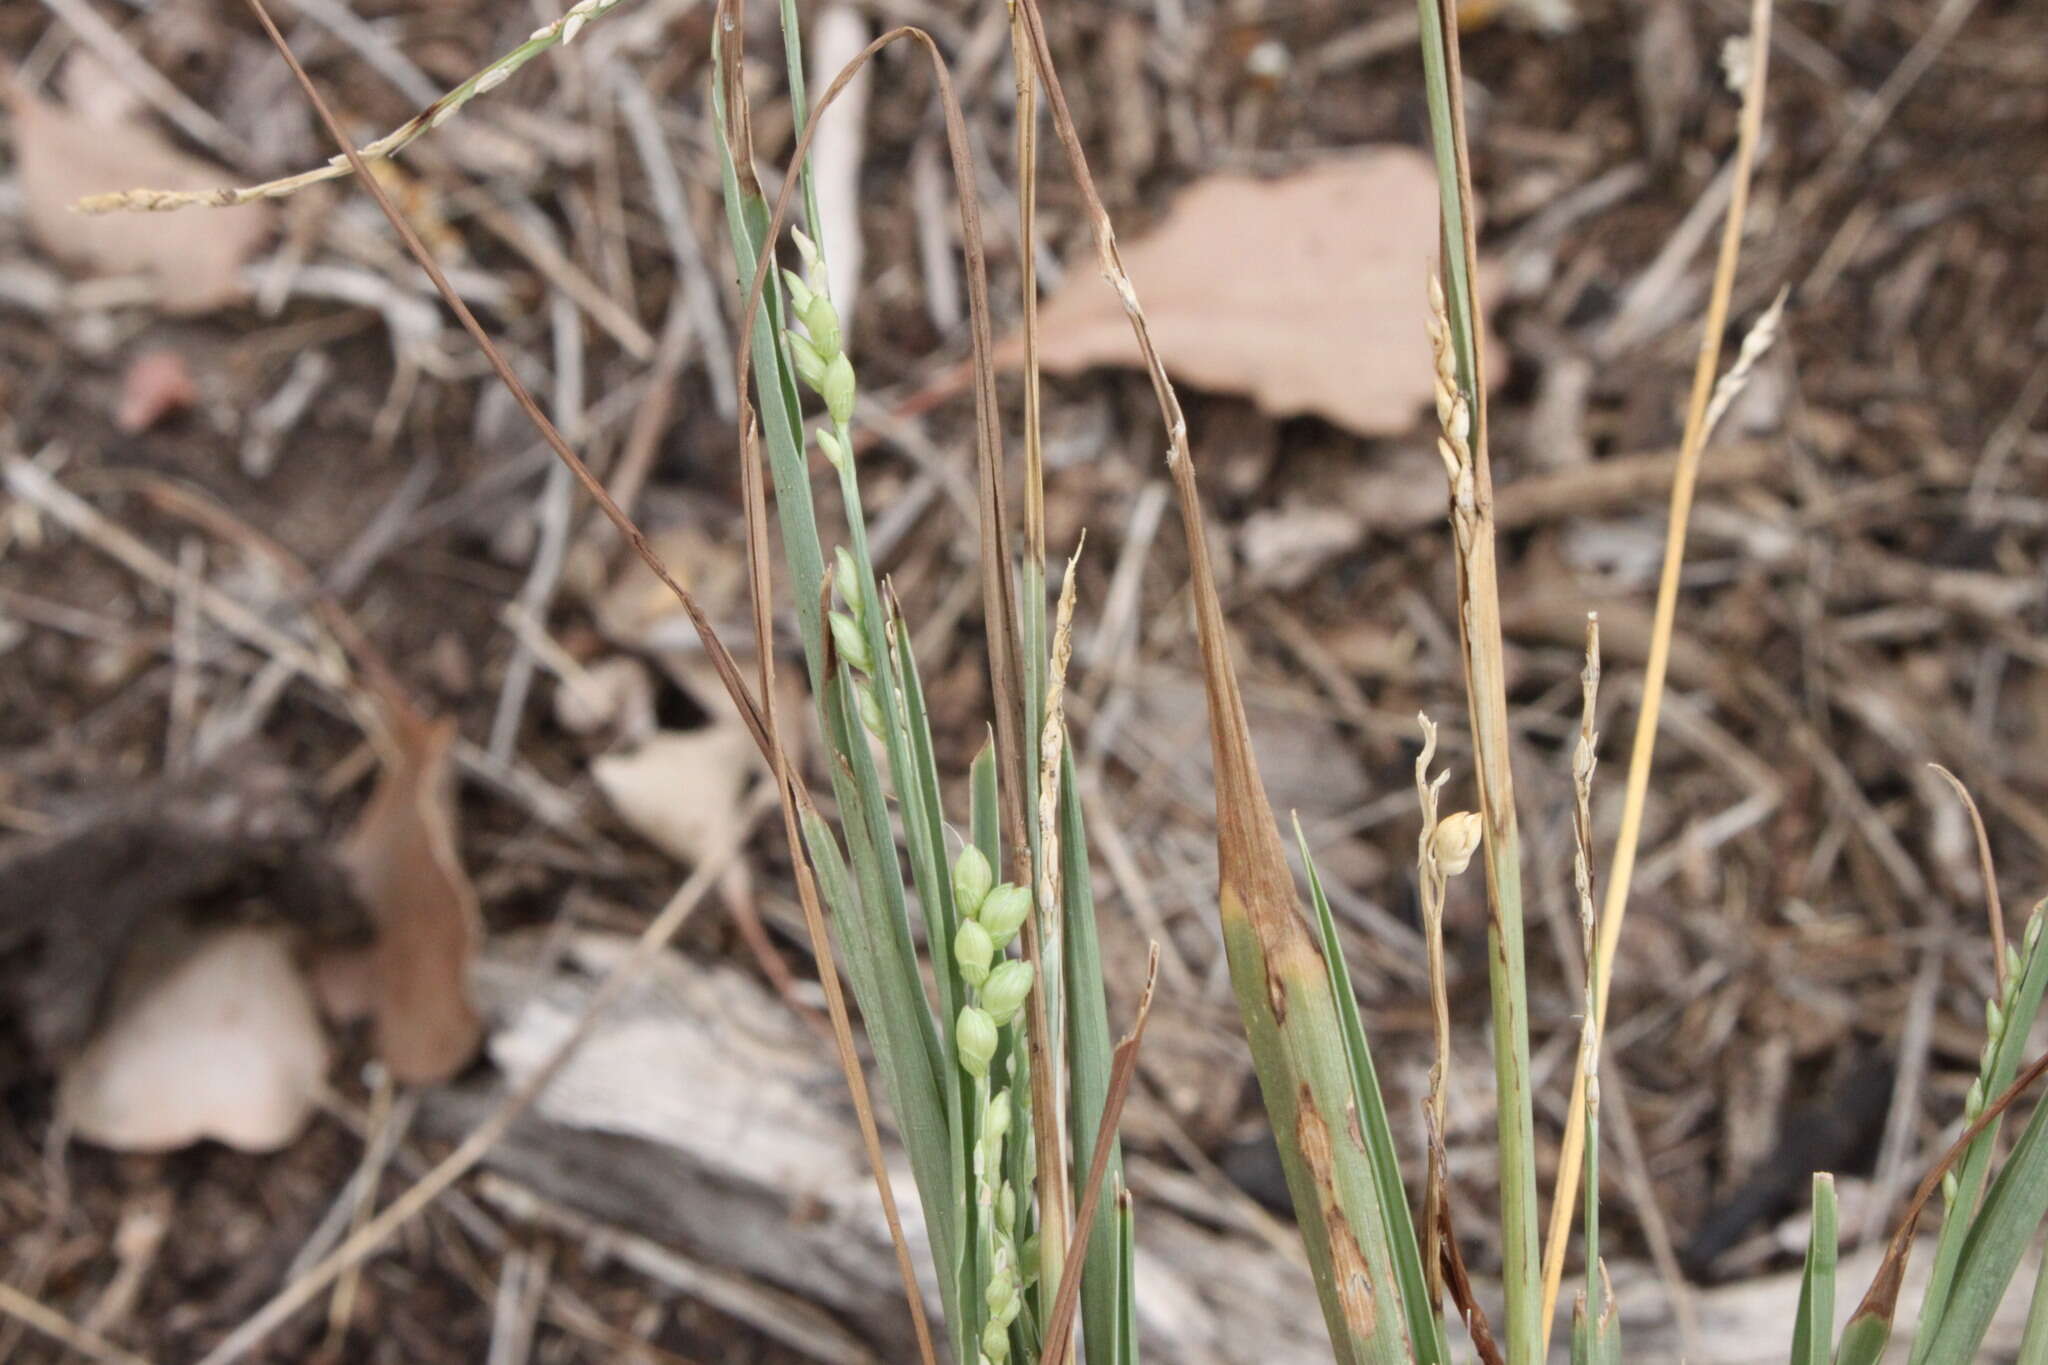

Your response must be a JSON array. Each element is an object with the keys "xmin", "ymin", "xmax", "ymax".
[
  {"xmin": 338, "ymin": 685, "xmax": 485, "ymax": 1086},
  {"xmin": 1025, "ymin": 150, "xmax": 1501, "ymax": 436},
  {"xmin": 2, "ymin": 64, "xmax": 272, "ymax": 314}
]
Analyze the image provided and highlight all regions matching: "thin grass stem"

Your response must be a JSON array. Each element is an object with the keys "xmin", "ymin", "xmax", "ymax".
[{"xmin": 1539, "ymin": 0, "xmax": 1778, "ymax": 1339}]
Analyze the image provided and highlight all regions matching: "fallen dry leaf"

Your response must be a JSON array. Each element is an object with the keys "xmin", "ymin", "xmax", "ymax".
[
  {"xmin": 3, "ymin": 69, "xmax": 272, "ymax": 314},
  {"xmin": 553, "ymin": 655, "xmax": 657, "ymax": 740},
  {"xmin": 340, "ymin": 689, "xmax": 484, "ymax": 1084},
  {"xmin": 594, "ymin": 725, "xmax": 758, "ymax": 868},
  {"xmin": 60, "ymin": 923, "xmax": 328, "ymax": 1152},
  {"xmin": 1025, "ymin": 150, "xmax": 1499, "ymax": 436}
]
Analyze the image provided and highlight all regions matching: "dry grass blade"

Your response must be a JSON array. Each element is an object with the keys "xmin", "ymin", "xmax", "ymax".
[
  {"xmin": 1844, "ymin": 1044, "xmax": 2048, "ymax": 1343},
  {"xmin": 1413, "ymin": 715, "xmax": 1454, "ymax": 1308},
  {"xmin": 213, "ymin": 5, "xmax": 934, "ymax": 1361},
  {"xmin": 1930, "ymin": 763, "xmax": 2005, "ymax": 989},
  {"xmin": 1037, "ymin": 944, "xmax": 1159, "ymax": 1365},
  {"xmin": 1539, "ymin": 0, "xmax": 1779, "ymax": 1338},
  {"xmin": 1010, "ymin": 1, "xmax": 1420, "ymax": 1357},
  {"xmin": 73, "ymin": 0, "xmax": 632, "ymax": 215}
]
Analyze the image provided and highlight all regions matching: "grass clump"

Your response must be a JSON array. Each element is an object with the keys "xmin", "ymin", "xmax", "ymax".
[{"xmin": 76, "ymin": 1, "xmax": 2048, "ymax": 1362}]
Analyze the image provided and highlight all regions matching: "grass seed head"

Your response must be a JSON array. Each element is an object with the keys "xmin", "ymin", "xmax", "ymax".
[
  {"xmin": 823, "ymin": 352, "xmax": 856, "ymax": 426},
  {"xmin": 1431, "ymin": 810, "xmax": 1484, "ymax": 877},
  {"xmin": 976, "ymin": 883, "xmax": 1032, "ymax": 947},
  {"xmin": 952, "ymin": 844, "xmax": 994, "ymax": 919},
  {"xmin": 833, "ymin": 546, "xmax": 863, "ymax": 617},
  {"xmin": 957, "ymin": 1006, "xmax": 998, "ymax": 1077},
  {"xmin": 956, "ymin": 918, "xmax": 995, "ymax": 986},
  {"xmin": 829, "ymin": 610, "xmax": 872, "ymax": 673},
  {"xmin": 981, "ymin": 960, "xmax": 1036, "ymax": 1026},
  {"xmin": 815, "ymin": 427, "xmax": 846, "ymax": 469}
]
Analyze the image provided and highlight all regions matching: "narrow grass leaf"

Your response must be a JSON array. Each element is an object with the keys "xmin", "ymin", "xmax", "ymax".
[
  {"xmin": 1061, "ymin": 751, "xmax": 1125, "ymax": 1365},
  {"xmin": 1790, "ymin": 1173, "xmax": 1837, "ymax": 1365},
  {"xmin": 1918, "ymin": 1095, "xmax": 2048, "ymax": 1364},
  {"xmin": 1009, "ymin": 0, "xmax": 1418, "ymax": 1355},
  {"xmin": 1912, "ymin": 901, "xmax": 2048, "ymax": 1360},
  {"xmin": 2015, "ymin": 1257, "xmax": 2048, "ymax": 1365},
  {"xmin": 888, "ymin": 607, "xmax": 974, "ymax": 1318},
  {"xmin": 1115, "ymin": 1187, "xmax": 1138, "ymax": 1365},
  {"xmin": 972, "ymin": 741, "xmax": 1001, "ymax": 870},
  {"xmin": 1297, "ymin": 817, "xmax": 1445, "ymax": 1365},
  {"xmin": 709, "ymin": 37, "xmax": 827, "ymax": 671},
  {"xmin": 798, "ymin": 803, "xmax": 966, "ymax": 1355},
  {"xmin": 1834, "ymin": 1312, "xmax": 1893, "ymax": 1365}
]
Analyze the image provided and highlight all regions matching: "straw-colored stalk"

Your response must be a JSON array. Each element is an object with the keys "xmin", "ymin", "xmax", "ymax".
[
  {"xmin": 1539, "ymin": 0, "xmax": 1777, "ymax": 1337},
  {"xmin": 1428, "ymin": 270, "xmax": 1541, "ymax": 1362},
  {"xmin": 1411, "ymin": 717, "xmax": 1468, "ymax": 1311}
]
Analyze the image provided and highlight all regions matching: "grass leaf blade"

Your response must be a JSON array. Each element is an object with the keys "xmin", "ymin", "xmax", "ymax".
[
  {"xmin": 1790, "ymin": 1173, "xmax": 1838, "ymax": 1365},
  {"xmin": 1918, "ymin": 1095, "xmax": 2048, "ymax": 1364},
  {"xmin": 1297, "ymin": 817, "xmax": 1446, "ymax": 1365}
]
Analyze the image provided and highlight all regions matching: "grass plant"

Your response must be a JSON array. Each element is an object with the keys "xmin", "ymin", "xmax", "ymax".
[{"xmin": 65, "ymin": 1, "xmax": 2048, "ymax": 1363}]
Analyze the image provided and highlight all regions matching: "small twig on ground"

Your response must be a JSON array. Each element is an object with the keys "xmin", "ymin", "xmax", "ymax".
[{"xmin": 0, "ymin": 1280, "xmax": 153, "ymax": 1365}]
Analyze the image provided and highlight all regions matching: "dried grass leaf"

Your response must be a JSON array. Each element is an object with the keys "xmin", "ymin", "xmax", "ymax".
[{"xmin": 1026, "ymin": 150, "xmax": 1498, "ymax": 436}]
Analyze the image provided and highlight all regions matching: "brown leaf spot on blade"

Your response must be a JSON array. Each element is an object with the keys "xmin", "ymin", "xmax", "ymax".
[
  {"xmin": 1265, "ymin": 944, "xmax": 1291, "ymax": 1026},
  {"xmin": 4, "ymin": 66, "xmax": 272, "ymax": 314},
  {"xmin": 1296, "ymin": 1083, "xmax": 1378, "ymax": 1342},
  {"xmin": 340, "ymin": 690, "xmax": 483, "ymax": 1084},
  {"xmin": 1020, "ymin": 151, "xmax": 1501, "ymax": 437}
]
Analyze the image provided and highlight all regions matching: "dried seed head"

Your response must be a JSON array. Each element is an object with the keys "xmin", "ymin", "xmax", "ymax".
[
  {"xmin": 957, "ymin": 1006, "xmax": 998, "ymax": 1077},
  {"xmin": 1446, "ymin": 392, "xmax": 1470, "ymax": 447},
  {"xmin": 981, "ymin": 959, "xmax": 1036, "ymax": 1026},
  {"xmin": 975, "ymin": 883, "xmax": 1031, "ymax": 948},
  {"xmin": 952, "ymin": 844, "xmax": 994, "ymax": 920},
  {"xmin": 1431, "ymin": 810, "xmax": 1484, "ymax": 877}
]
